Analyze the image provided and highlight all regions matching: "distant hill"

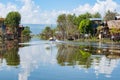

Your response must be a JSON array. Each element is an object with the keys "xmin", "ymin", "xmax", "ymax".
[{"xmin": 23, "ymin": 24, "xmax": 57, "ymax": 34}]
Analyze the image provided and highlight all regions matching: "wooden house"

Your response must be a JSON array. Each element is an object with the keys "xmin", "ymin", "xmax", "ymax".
[
  {"xmin": 0, "ymin": 18, "xmax": 24, "ymax": 40},
  {"xmin": 89, "ymin": 18, "xmax": 103, "ymax": 35}
]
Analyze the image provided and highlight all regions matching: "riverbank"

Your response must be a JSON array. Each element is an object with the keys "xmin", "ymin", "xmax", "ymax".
[{"xmin": 73, "ymin": 37, "xmax": 120, "ymax": 44}]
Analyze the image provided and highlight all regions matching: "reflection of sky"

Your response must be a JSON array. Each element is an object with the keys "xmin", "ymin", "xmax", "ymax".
[
  {"xmin": 18, "ymin": 41, "xmax": 120, "ymax": 80},
  {"xmin": 0, "ymin": 41, "xmax": 120, "ymax": 80},
  {"xmin": 75, "ymin": 55, "xmax": 120, "ymax": 79},
  {"xmin": 18, "ymin": 43, "xmax": 57, "ymax": 80},
  {"xmin": 93, "ymin": 56, "xmax": 120, "ymax": 78}
]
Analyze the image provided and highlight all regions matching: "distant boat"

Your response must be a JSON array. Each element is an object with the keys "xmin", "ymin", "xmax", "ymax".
[{"xmin": 49, "ymin": 37, "xmax": 56, "ymax": 41}]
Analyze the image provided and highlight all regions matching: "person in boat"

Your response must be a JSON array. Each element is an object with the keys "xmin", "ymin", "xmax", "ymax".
[{"xmin": 49, "ymin": 36, "xmax": 56, "ymax": 41}]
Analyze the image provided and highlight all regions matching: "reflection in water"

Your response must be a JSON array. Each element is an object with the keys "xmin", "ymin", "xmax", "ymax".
[
  {"xmin": 57, "ymin": 44, "xmax": 92, "ymax": 68},
  {"xmin": 0, "ymin": 40, "xmax": 120, "ymax": 80},
  {"xmin": 0, "ymin": 40, "xmax": 20, "ymax": 66},
  {"xmin": 93, "ymin": 56, "xmax": 119, "ymax": 78},
  {"xmin": 56, "ymin": 43, "xmax": 120, "ymax": 78},
  {"xmin": 18, "ymin": 43, "xmax": 57, "ymax": 80}
]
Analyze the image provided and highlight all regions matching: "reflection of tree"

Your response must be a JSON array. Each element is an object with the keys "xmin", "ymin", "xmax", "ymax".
[
  {"xmin": 3, "ymin": 41, "xmax": 20, "ymax": 66},
  {"xmin": 5, "ymin": 47, "xmax": 20, "ymax": 66},
  {"xmin": 75, "ymin": 50, "xmax": 91, "ymax": 68},
  {"xmin": 20, "ymin": 36, "xmax": 31, "ymax": 43},
  {"xmin": 57, "ymin": 44, "xmax": 92, "ymax": 68},
  {"xmin": 0, "ymin": 39, "xmax": 31, "ymax": 66}
]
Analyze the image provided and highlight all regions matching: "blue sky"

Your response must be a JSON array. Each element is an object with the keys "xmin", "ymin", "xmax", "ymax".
[
  {"xmin": 35, "ymin": 0, "xmax": 97, "ymax": 10},
  {"xmin": 0, "ymin": 0, "xmax": 120, "ymax": 24}
]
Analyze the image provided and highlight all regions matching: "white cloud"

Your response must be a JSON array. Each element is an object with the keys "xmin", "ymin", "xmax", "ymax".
[
  {"xmin": 72, "ymin": 0, "xmax": 120, "ymax": 17},
  {"xmin": 92, "ymin": 0, "xmax": 119, "ymax": 16},
  {"xmin": 0, "ymin": 3, "xmax": 17, "ymax": 17},
  {"xmin": 72, "ymin": 4, "xmax": 92, "ymax": 15},
  {"xmin": 0, "ymin": 0, "xmax": 120, "ymax": 24}
]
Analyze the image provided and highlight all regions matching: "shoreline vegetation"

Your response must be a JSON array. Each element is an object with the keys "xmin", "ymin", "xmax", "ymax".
[
  {"xmin": 76, "ymin": 38, "xmax": 120, "ymax": 44},
  {"xmin": 39, "ymin": 10, "xmax": 120, "ymax": 43},
  {"xmin": 0, "ymin": 11, "xmax": 31, "ymax": 42},
  {"xmin": 0, "ymin": 10, "xmax": 120, "ymax": 44}
]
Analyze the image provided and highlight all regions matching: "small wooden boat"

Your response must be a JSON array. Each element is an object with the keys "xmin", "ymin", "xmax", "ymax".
[{"xmin": 49, "ymin": 37, "xmax": 56, "ymax": 41}]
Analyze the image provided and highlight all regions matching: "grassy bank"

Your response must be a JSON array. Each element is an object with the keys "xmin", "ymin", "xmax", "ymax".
[{"xmin": 75, "ymin": 37, "xmax": 120, "ymax": 44}]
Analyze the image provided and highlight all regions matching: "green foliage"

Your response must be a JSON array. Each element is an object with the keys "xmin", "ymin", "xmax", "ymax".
[
  {"xmin": 40, "ymin": 26, "xmax": 54, "ymax": 40},
  {"xmin": 93, "ymin": 12, "xmax": 101, "ymax": 18},
  {"xmin": 79, "ymin": 19, "xmax": 92, "ymax": 34},
  {"xmin": 22, "ymin": 26, "xmax": 31, "ymax": 36},
  {"xmin": 5, "ymin": 11, "xmax": 21, "ymax": 27},
  {"xmin": 79, "ymin": 50, "xmax": 91, "ymax": 59},
  {"xmin": 56, "ymin": 45, "xmax": 92, "ymax": 68},
  {"xmin": 74, "ymin": 12, "xmax": 92, "ymax": 26},
  {"xmin": 4, "ymin": 46, "xmax": 20, "ymax": 66},
  {"xmin": 110, "ymin": 28, "xmax": 120, "ymax": 33},
  {"xmin": 57, "ymin": 14, "xmax": 66, "ymax": 23},
  {"xmin": 57, "ymin": 14, "xmax": 66, "ymax": 31},
  {"xmin": 66, "ymin": 14, "xmax": 77, "ymax": 35},
  {"xmin": 57, "ymin": 14, "xmax": 77, "ymax": 40}
]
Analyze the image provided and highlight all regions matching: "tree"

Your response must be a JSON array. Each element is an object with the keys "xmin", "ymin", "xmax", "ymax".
[
  {"xmin": 79, "ymin": 19, "xmax": 92, "ymax": 34},
  {"xmin": 22, "ymin": 26, "xmax": 31, "ymax": 37},
  {"xmin": 5, "ymin": 11, "xmax": 21, "ymax": 27},
  {"xmin": 104, "ymin": 10, "xmax": 117, "ymax": 21},
  {"xmin": 84, "ymin": 12, "xmax": 92, "ymax": 18},
  {"xmin": 57, "ymin": 14, "xmax": 67, "ymax": 40},
  {"xmin": 4, "ymin": 41, "xmax": 20, "ymax": 66},
  {"xmin": 40, "ymin": 26, "xmax": 54, "ymax": 40},
  {"xmin": 57, "ymin": 44, "xmax": 91, "ymax": 68},
  {"xmin": 74, "ymin": 12, "xmax": 92, "ymax": 26},
  {"xmin": 66, "ymin": 14, "xmax": 77, "ymax": 36},
  {"xmin": 5, "ymin": 47, "xmax": 20, "ymax": 66},
  {"xmin": 5, "ymin": 11, "xmax": 21, "ymax": 38},
  {"xmin": 93, "ymin": 12, "xmax": 101, "ymax": 18}
]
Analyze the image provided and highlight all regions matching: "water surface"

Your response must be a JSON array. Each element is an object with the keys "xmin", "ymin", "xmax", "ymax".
[{"xmin": 0, "ymin": 39, "xmax": 120, "ymax": 80}]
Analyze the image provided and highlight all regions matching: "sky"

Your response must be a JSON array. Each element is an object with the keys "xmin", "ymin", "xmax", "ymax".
[{"xmin": 0, "ymin": 0, "xmax": 120, "ymax": 24}]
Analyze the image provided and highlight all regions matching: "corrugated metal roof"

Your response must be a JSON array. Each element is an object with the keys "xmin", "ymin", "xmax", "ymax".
[
  {"xmin": 89, "ymin": 18, "xmax": 103, "ymax": 21},
  {"xmin": 115, "ymin": 16, "xmax": 120, "ymax": 19}
]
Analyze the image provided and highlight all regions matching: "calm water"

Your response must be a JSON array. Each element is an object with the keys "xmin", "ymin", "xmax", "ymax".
[{"xmin": 0, "ymin": 38, "xmax": 120, "ymax": 80}]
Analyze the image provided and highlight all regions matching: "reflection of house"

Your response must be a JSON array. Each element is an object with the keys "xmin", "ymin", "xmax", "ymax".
[{"xmin": 93, "ymin": 56, "xmax": 119, "ymax": 78}]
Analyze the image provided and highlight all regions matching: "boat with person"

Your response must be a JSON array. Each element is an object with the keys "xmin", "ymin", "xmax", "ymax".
[{"xmin": 49, "ymin": 37, "xmax": 56, "ymax": 41}]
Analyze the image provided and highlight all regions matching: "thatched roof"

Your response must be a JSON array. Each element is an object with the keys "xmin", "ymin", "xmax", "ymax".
[
  {"xmin": 107, "ymin": 20, "xmax": 120, "ymax": 29},
  {"xmin": 0, "ymin": 18, "xmax": 4, "ymax": 23}
]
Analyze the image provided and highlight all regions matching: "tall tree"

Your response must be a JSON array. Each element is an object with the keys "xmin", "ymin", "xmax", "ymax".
[
  {"xmin": 66, "ymin": 14, "xmax": 77, "ymax": 36},
  {"xmin": 5, "ymin": 11, "xmax": 21, "ymax": 28},
  {"xmin": 5, "ymin": 11, "xmax": 21, "ymax": 37},
  {"xmin": 40, "ymin": 26, "xmax": 54, "ymax": 40},
  {"xmin": 57, "ymin": 14, "xmax": 67, "ymax": 40},
  {"xmin": 104, "ymin": 10, "xmax": 117, "ymax": 21}
]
